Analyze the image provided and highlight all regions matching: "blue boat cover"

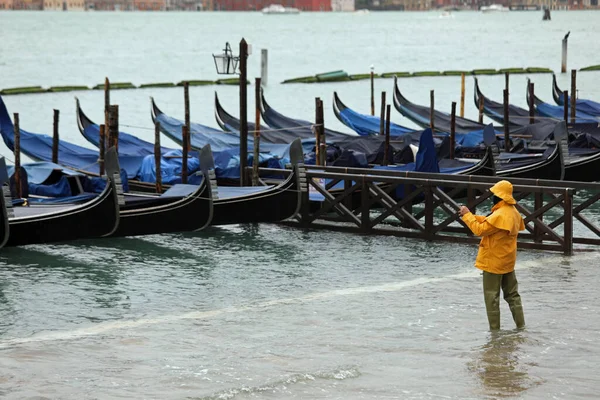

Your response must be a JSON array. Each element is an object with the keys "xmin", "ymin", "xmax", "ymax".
[
  {"xmin": 337, "ymin": 105, "xmax": 415, "ymax": 137},
  {"xmin": 536, "ymin": 102, "xmax": 600, "ymax": 124},
  {"xmin": 6, "ymin": 161, "xmax": 83, "ymax": 184},
  {"xmin": 137, "ymin": 150, "xmax": 202, "ymax": 185},
  {"xmin": 373, "ymin": 128, "xmax": 440, "ymax": 174},
  {"xmin": 29, "ymin": 175, "xmax": 73, "ymax": 197},
  {"xmin": 0, "ymin": 95, "xmax": 145, "ymax": 179},
  {"xmin": 81, "ymin": 116, "xmax": 171, "ymax": 156},
  {"xmin": 557, "ymin": 94, "xmax": 600, "ymax": 117}
]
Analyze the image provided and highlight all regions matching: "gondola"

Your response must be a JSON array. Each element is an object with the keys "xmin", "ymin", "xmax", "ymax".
[
  {"xmin": 77, "ymin": 98, "xmax": 172, "ymax": 157},
  {"xmin": 474, "ymin": 77, "xmax": 540, "ymax": 127},
  {"xmin": 393, "ymin": 76, "xmax": 491, "ymax": 134},
  {"xmin": 493, "ymin": 122, "xmax": 565, "ymax": 180},
  {"xmin": 260, "ymin": 90, "xmax": 352, "ymax": 140},
  {"xmin": 151, "ymin": 97, "xmax": 256, "ymax": 153},
  {"xmin": 552, "ymin": 74, "xmax": 600, "ymax": 117},
  {"xmin": 84, "ymin": 101, "xmax": 304, "ymax": 225},
  {"xmin": 317, "ymin": 128, "xmax": 497, "ymax": 210},
  {"xmin": 152, "ymin": 97, "xmax": 299, "ymax": 168},
  {"xmin": 214, "ymin": 92, "xmax": 283, "ymax": 141},
  {"xmin": 526, "ymin": 80, "xmax": 600, "ymax": 125},
  {"xmin": 209, "ymin": 137, "xmax": 304, "ymax": 225},
  {"xmin": 1, "ymin": 148, "xmax": 121, "ymax": 247},
  {"xmin": 333, "ymin": 92, "xmax": 416, "ymax": 137},
  {"xmin": 0, "ymin": 94, "xmax": 146, "ymax": 180},
  {"xmin": 109, "ymin": 145, "xmax": 214, "ymax": 237},
  {"xmin": 474, "ymin": 82, "xmax": 600, "ymax": 181}
]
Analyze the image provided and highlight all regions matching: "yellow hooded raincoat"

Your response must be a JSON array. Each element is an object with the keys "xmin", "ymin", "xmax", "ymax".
[{"xmin": 461, "ymin": 180, "xmax": 525, "ymax": 275}]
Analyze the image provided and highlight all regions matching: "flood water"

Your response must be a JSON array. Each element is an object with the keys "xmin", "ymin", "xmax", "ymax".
[{"xmin": 1, "ymin": 10, "xmax": 600, "ymax": 399}]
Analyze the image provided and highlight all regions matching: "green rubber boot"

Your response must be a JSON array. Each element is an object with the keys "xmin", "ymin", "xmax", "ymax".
[
  {"xmin": 510, "ymin": 303, "xmax": 525, "ymax": 329},
  {"xmin": 483, "ymin": 272, "xmax": 502, "ymax": 331},
  {"xmin": 487, "ymin": 310, "xmax": 501, "ymax": 331},
  {"xmin": 502, "ymin": 271, "xmax": 525, "ymax": 329}
]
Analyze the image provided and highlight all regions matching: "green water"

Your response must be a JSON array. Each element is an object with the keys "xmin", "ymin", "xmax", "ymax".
[{"xmin": 1, "ymin": 10, "xmax": 600, "ymax": 399}]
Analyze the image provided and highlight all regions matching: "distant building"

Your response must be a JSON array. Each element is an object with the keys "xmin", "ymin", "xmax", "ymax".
[
  {"xmin": 0, "ymin": 0, "xmax": 13, "ymax": 9},
  {"xmin": 8, "ymin": 0, "xmax": 43, "ymax": 8},
  {"xmin": 43, "ymin": 0, "xmax": 85, "ymax": 9},
  {"xmin": 167, "ymin": 0, "xmax": 203, "ymax": 9},
  {"xmin": 332, "ymin": 0, "xmax": 355, "ymax": 10},
  {"xmin": 133, "ymin": 0, "xmax": 166, "ymax": 9},
  {"xmin": 86, "ymin": 0, "xmax": 132, "ymax": 9}
]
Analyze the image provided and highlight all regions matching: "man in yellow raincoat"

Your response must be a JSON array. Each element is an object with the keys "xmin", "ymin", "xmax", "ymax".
[{"xmin": 459, "ymin": 180, "xmax": 526, "ymax": 331}]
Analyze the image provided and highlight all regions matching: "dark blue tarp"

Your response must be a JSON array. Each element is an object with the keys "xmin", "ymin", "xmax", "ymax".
[
  {"xmin": 81, "ymin": 117, "xmax": 171, "ymax": 156},
  {"xmin": 137, "ymin": 150, "xmax": 202, "ymax": 185},
  {"xmin": 373, "ymin": 128, "xmax": 440, "ymax": 174},
  {"xmin": 6, "ymin": 161, "xmax": 83, "ymax": 184},
  {"xmin": 557, "ymin": 94, "xmax": 600, "ymax": 117},
  {"xmin": 337, "ymin": 106, "xmax": 415, "ymax": 137},
  {"xmin": 28, "ymin": 175, "xmax": 73, "ymax": 197},
  {"xmin": 536, "ymin": 102, "xmax": 600, "ymax": 124},
  {"xmin": 0, "ymin": 95, "xmax": 145, "ymax": 179}
]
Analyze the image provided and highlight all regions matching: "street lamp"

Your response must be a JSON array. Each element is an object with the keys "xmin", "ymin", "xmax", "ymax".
[
  {"xmin": 213, "ymin": 39, "xmax": 249, "ymax": 186},
  {"xmin": 212, "ymin": 42, "xmax": 240, "ymax": 75}
]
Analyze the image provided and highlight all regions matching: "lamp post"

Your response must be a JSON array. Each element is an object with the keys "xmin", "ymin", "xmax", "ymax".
[{"xmin": 213, "ymin": 40, "xmax": 249, "ymax": 186}]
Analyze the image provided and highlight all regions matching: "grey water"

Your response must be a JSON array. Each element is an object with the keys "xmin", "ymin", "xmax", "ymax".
[{"xmin": 1, "ymin": 10, "xmax": 600, "ymax": 399}]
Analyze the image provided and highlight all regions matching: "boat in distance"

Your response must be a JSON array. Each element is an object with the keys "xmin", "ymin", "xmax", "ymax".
[
  {"xmin": 481, "ymin": 4, "xmax": 509, "ymax": 12},
  {"xmin": 261, "ymin": 4, "xmax": 300, "ymax": 14}
]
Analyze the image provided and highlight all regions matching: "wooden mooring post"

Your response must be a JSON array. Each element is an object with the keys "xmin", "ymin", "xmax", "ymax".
[
  {"xmin": 108, "ymin": 105, "xmax": 119, "ymax": 152},
  {"xmin": 384, "ymin": 105, "xmax": 391, "ymax": 166},
  {"xmin": 99, "ymin": 124, "xmax": 106, "ymax": 176},
  {"xmin": 503, "ymin": 89, "xmax": 510, "ymax": 151},
  {"xmin": 315, "ymin": 97, "xmax": 322, "ymax": 165},
  {"xmin": 52, "ymin": 109, "xmax": 59, "ymax": 164},
  {"xmin": 155, "ymin": 121, "xmax": 162, "ymax": 193},
  {"xmin": 528, "ymin": 82, "xmax": 535, "ymax": 125},
  {"xmin": 561, "ymin": 32, "xmax": 569, "ymax": 74},
  {"xmin": 429, "ymin": 90, "xmax": 435, "ymax": 132},
  {"xmin": 104, "ymin": 77, "xmax": 110, "ymax": 136},
  {"xmin": 379, "ymin": 92, "xmax": 386, "ymax": 136},
  {"xmin": 450, "ymin": 102, "xmax": 456, "ymax": 159},
  {"xmin": 239, "ymin": 38, "xmax": 249, "ymax": 187},
  {"xmin": 563, "ymin": 90, "xmax": 569, "ymax": 122},
  {"xmin": 184, "ymin": 81, "xmax": 191, "ymax": 129},
  {"xmin": 273, "ymin": 165, "xmax": 600, "ymax": 255},
  {"xmin": 316, "ymin": 98, "xmax": 326, "ymax": 166},
  {"xmin": 181, "ymin": 125, "xmax": 188, "ymax": 184},
  {"xmin": 13, "ymin": 113, "xmax": 22, "ymax": 199},
  {"xmin": 370, "ymin": 66, "xmax": 375, "ymax": 116},
  {"xmin": 460, "ymin": 73, "xmax": 465, "ymax": 118},
  {"xmin": 570, "ymin": 69, "xmax": 577, "ymax": 124},
  {"xmin": 253, "ymin": 77, "xmax": 261, "ymax": 186}
]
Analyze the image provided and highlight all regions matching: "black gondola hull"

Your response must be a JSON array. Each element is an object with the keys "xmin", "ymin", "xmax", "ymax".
[
  {"xmin": 212, "ymin": 166, "xmax": 301, "ymax": 225},
  {"xmin": 110, "ymin": 178, "xmax": 213, "ymax": 238},
  {"xmin": 5, "ymin": 180, "xmax": 120, "ymax": 247},
  {"xmin": 564, "ymin": 152, "xmax": 600, "ymax": 182},
  {"xmin": 496, "ymin": 144, "xmax": 564, "ymax": 180}
]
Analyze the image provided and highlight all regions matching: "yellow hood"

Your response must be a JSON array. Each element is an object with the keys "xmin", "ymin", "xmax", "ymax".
[{"xmin": 490, "ymin": 180, "xmax": 516, "ymax": 205}]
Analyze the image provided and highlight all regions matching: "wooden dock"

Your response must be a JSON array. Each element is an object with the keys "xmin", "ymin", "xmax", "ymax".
[{"xmin": 259, "ymin": 165, "xmax": 600, "ymax": 255}]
